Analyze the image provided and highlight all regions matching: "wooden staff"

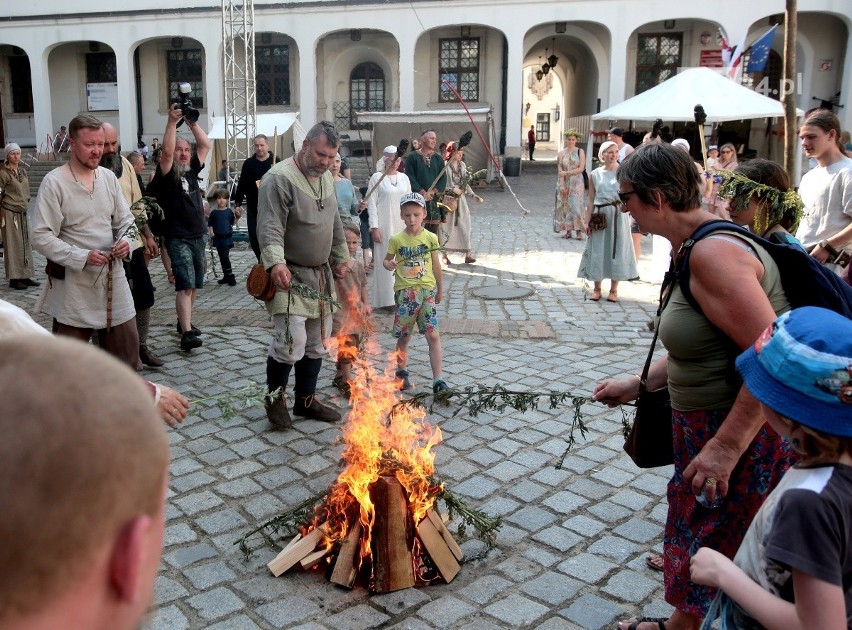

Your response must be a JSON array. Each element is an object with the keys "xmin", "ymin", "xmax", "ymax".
[
  {"xmin": 273, "ymin": 125, "xmax": 278, "ymax": 161},
  {"xmin": 694, "ymin": 105, "xmax": 709, "ymax": 173},
  {"xmin": 426, "ymin": 131, "xmax": 473, "ymax": 193},
  {"xmin": 361, "ymin": 138, "xmax": 410, "ymax": 206}
]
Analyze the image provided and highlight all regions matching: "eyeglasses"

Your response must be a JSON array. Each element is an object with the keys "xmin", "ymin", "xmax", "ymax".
[
  {"xmin": 720, "ymin": 150, "xmax": 733, "ymax": 154},
  {"xmin": 617, "ymin": 190, "xmax": 637, "ymax": 205}
]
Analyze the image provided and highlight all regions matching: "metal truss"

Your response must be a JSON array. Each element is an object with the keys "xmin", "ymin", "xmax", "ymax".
[{"xmin": 221, "ymin": 0, "xmax": 256, "ymax": 185}]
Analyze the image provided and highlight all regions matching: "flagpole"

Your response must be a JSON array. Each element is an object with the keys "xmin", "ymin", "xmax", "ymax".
[{"xmin": 783, "ymin": 1, "xmax": 798, "ymax": 183}]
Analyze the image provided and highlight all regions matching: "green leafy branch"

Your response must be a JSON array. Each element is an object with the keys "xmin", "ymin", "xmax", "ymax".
[
  {"xmin": 233, "ymin": 493, "xmax": 325, "ymax": 561},
  {"xmin": 190, "ymin": 383, "xmax": 282, "ymax": 421},
  {"xmin": 394, "ymin": 385, "xmax": 635, "ymax": 469},
  {"xmin": 432, "ymin": 481, "xmax": 501, "ymax": 561}
]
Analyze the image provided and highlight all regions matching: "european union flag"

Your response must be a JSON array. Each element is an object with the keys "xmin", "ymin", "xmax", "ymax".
[{"xmin": 746, "ymin": 25, "xmax": 778, "ymax": 73}]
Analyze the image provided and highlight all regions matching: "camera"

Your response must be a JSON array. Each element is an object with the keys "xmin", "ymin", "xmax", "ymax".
[{"xmin": 173, "ymin": 82, "xmax": 200, "ymax": 128}]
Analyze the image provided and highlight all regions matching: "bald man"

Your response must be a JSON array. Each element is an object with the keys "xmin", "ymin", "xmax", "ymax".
[
  {"xmin": 101, "ymin": 123, "xmax": 164, "ymax": 368},
  {"xmin": 0, "ymin": 335, "xmax": 169, "ymax": 629}
]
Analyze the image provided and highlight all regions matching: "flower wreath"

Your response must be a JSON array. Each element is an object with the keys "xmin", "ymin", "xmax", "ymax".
[{"xmin": 717, "ymin": 170, "xmax": 804, "ymax": 235}]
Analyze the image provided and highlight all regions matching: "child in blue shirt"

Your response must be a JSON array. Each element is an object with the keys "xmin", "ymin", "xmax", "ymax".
[{"xmin": 207, "ymin": 188, "xmax": 238, "ymax": 286}]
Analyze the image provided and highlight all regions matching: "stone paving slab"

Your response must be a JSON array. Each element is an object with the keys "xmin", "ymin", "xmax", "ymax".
[{"xmin": 2, "ymin": 171, "xmax": 673, "ymax": 629}]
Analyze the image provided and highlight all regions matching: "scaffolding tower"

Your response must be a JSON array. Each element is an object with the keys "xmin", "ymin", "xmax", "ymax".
[{"xmin": 221, "ymin": 0, "xmax": 256, "ymax": 186}]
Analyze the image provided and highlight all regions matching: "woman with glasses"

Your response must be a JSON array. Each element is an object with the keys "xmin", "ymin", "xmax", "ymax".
[
  {"xmin": 594, "ymin": 143, "xmax": 794, "ymax": 630},
  {"xmin": 577, "ymin": 141, "xmax": 637, "ymax": 302},
  {"xmin": 705, "ymin": 142, "xmax": 738, "ymax": 218}
]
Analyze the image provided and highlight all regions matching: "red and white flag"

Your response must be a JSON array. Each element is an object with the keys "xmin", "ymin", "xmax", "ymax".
[
  {"xmin": 726, "ymin": 30, "xmax": 748, "ymax": 79},
  {"xmin": 719, "ymin": 29, "xmax": 733, "ymax": 66}
]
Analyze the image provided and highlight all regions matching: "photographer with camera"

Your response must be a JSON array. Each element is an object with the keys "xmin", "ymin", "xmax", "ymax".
[{"xmin": 147, "ymin": 92, "xmax": 211, "ymax": 352}]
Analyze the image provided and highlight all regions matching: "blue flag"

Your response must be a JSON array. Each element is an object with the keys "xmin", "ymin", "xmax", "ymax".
[{"xmin": 745, "ymin": 25, "xmax": 778, "ymax": 73}]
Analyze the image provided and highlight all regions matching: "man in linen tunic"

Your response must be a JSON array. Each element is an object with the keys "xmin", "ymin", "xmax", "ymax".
[
  {"xmin": 404, "ymin": 129, "xmax": 446, "ymax": 234},
  {"xmin": 257, "ymin": 121, "xmax": 350, "ymax": 428},
  {"xmin": 31, "ymin": 114, "xmax": 138, "ymax": 369}
]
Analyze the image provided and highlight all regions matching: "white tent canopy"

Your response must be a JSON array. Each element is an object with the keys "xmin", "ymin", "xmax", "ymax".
[
  {"xmin": 207, "ymin": 112, "xmax": 299, "ymax": 139},
  {"xmin": 355, "ymin": 108, "xmax": 498, "ymax": 181},
  {"xmin": 592, "ymin": 67, "xmax": 802, "ymax": 124}
]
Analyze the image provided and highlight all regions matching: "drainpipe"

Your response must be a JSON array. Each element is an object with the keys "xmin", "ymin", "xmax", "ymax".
[
  {"xmin": 499, "ymin": 34, "xmax": 508, "ymax": 154},
  {"xmin": 134, "ymin": 48, "xmax": 143, "ymax": 141}
]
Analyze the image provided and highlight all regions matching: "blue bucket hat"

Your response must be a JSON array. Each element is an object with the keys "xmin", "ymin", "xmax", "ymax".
[{"xmin": 736, "ymin": 306, "xmax": 852, "ymax": 436}]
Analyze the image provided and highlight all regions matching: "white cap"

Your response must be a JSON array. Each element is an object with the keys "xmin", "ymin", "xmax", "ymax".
[
  {"xmin": 672, "ymin": 138, "xmax": 690, "ymax": 151},
  {"xmin": 399, "ymin": 192, "xmax": 426, "ymax": 208},
  {"xmin": 383, "ymin": 145, "xmax": 398, "ymax": 155}
]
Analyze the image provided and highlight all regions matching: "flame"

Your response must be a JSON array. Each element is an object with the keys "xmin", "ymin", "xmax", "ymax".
[{"xmin": 316, "ymin": 329, "xmax": 442, "ymax": 571}]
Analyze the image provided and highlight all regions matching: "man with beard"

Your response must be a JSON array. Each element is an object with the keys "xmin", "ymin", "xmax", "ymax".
[
  {"xmin": 31, "ymin": 114, "xmax": 138, "ymax": 368},
  {"xmin": 404, "ymin": 129, "xmax": 446, "ymax": 235},
  {"xmin": 147, "ymin": 103, "xmax": 211, "ymax": 352},
  {"xmin": 233, "ymin": 134, "xmax": 277, "ymax": 262},
  {"xmin": 256, "ymin": 121, "xmax": 350, "ymax": 429},
  {"xmin": 100, "ymin": 124, "xmax": 164, "ymax": 368}
]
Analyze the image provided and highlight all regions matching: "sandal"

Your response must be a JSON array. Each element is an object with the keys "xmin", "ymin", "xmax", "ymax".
[
  {"xmin": 442, "ymin": 255, "xmax": 452, "ymax": 267},
  {"xmin": 589, "ymin": 288, "xmax": 602, "ymax": 301},
  {"xmin": 646, "ymin": 554, "xmax": 664, "ymax": 572},
  {"xmin": 607, "ymin": 291, "xmax": 619, "ymax": 303},
  {"xmin": 617, "ymin": 618, "xmax": 667, "ymax": 630},
  {"xmin": 464, "ymin": 255, "xmax": 477, "ymax": 264},
  {"xmin": 332, "ymin": 376, "xmax": 351, "ymax": 397}
]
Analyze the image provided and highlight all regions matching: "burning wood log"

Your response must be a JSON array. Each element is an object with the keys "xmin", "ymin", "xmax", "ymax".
[
  {"xmin": 427, "ymin": 509, "xmax": 463, "ymax": 562},
  {"xmin": 329, "ymin": 521, "xmax": 362, "ymax": 588},
  {"xmin": 370, "ymin": 476, "xmax": 416, "ymax": 593},
  {"xmin": 267, "ymin": 523, "xmax": 327, "ymax": 577},
  {"xmin": 299, "ymin": 547, "xmax": 330, "ymax": 570},
  {"xmin": 416, "ymin": 516, "xmax": 460, "ymax": 583}
]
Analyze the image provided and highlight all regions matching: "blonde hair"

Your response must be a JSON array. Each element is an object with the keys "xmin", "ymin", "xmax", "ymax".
[
  {"xmin": 791, "ymin": 421, "xmax": 852, "ymax": 466},
  {"xmin": 0, "ymin": 336, "xmax": 168, "ymax": 619},
  {"xmin": 598, "ymin": 140, "xmax": 618, "ymax": 161}
]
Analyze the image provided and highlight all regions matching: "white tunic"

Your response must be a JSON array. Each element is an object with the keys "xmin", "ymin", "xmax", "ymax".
[
  {"xmin": 31, "ymin": 166, "xmax": 136, "ymax": 329},
  {"xmin": 367, "ymin": 171, "xmax": 411, "ymax": 308}
]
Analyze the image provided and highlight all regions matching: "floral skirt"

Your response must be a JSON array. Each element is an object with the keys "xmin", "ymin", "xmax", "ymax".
[{"xmin": 663, "ymin": 408, "xmax": 794, "ymax": 618}]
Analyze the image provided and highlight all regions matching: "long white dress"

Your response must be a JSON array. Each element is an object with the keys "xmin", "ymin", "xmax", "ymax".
[
  {"xmin": 441, "ymin": 159, "xmax": 475, "ymax": 258},
  {"xmin": 367, "ymin": 171, "xmax": 411, "ymax": 308}
]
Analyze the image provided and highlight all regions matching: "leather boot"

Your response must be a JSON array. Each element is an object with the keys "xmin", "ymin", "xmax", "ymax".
[
  {"xmin": 293, "ymin": 395, "xmax": 341, "ymax": 422},
  {"xmin": 139, "ymin": 345, "xmax": 165, "ymax": 367},
  {"xmin": 265, "ymin": 395, "xmax": 292, "ymax": 430},
  {"xmin": 266, "ymin": 356, "xmax": 292, "ymax": 429}
]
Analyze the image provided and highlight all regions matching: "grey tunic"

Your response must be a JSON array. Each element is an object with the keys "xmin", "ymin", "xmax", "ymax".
[
  {"xmin": 577, "ymin": 167, "xmax": 638, "ymax": 282},
  {"xmin": 31, "ymin": 166, "xmax": 136, "ymax": 328},
  {"xmin": 0, "ymin": 164, "xmax": 32, "ymax": 279},
  {"xmin": 257, "ymin": 158, "xmax": 350, "ymax": 318}
]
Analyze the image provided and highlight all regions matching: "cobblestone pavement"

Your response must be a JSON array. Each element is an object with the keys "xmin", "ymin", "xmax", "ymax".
[{"xmin": 2, "ymin": 168, "xmax": 674, "ymax": 629}]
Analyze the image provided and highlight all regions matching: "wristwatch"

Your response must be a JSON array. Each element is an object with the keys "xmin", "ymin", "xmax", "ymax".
[{"xmin": 819, "ymin": 239, "xmax": 840, "ymax": 257}]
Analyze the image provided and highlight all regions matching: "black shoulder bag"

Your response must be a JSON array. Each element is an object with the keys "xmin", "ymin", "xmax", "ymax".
[{"xmin": 623, "ymin": 268, "xmax": 674, "ymax": 468}]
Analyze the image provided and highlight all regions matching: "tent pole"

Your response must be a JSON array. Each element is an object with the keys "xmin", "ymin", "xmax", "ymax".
[{"xmin": 783, "ymin": 0, "xmax": 798, "ymax": 182}]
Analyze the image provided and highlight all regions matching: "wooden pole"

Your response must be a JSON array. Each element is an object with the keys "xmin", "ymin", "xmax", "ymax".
[{"xmin": 783, "ymin": 1, "xmax": 798, "ymax": 182}]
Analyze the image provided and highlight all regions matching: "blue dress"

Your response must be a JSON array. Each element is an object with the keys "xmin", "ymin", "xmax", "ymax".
[{"xmin": 577, "ymin": 167, "xmax": 638, "ymax": 282}]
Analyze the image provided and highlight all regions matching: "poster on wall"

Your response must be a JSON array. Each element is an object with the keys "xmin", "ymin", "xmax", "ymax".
[
  {"xmin": 87, "ymin": 82, "xmax": 119, "ymax": 111},
  {"xmin": 699, "ymin": 50, "xmax": 723, "ymax": 68}
]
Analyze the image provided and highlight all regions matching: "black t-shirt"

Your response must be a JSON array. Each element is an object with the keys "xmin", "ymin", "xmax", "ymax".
[
  {"xmin": 232, "ymin": 154, "xmax": 276, "ymax": 213},
  {"xmin": 148, "ymin": 154, "xmax": 206, "ymax": 239}
]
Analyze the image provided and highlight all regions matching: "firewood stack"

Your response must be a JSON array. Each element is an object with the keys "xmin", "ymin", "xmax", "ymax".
[{"xmin": 267, "ymin": 476, "xmax": 463, "ymax": 593}]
